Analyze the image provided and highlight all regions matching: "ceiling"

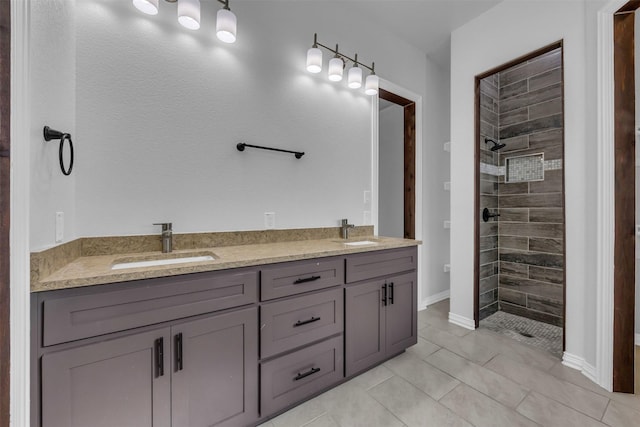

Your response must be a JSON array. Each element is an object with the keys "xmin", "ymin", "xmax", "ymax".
[{"xmin": 339, "ymin": 0, "xmax": 502, "ymax": 69}]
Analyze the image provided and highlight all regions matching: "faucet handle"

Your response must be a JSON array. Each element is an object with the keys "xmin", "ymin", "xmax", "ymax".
[
  {"xmin": 153, "ymin": 222, "xmax": 172, "ymax": 232},
  {"xmin": 341, "ymin": 218, "xmax": 348, "ymax": 226}
]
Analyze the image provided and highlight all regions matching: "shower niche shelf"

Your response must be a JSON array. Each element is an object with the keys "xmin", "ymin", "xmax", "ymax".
[{"xmin": 504, "ymin": 153, "xmax": 544, "ymax": 183}]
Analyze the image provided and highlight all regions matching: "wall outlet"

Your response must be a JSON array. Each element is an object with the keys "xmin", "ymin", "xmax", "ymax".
[
  {"xmin": 55, "ymin": 212, "xmax": 64, "ymax": 243},
  {"xmin": 444, "ymin": 263, "xmax": 451, "ymax": 273},
  {"xmin": 443, "ymin": 142, "xmax": 451, "ymax": 152},
  {"xmin": 444, "ymin": 181, "xmax": 451, "ymax": 191},
  {"xmin": 444, "ymin": 220, "xmax": 451, "ymax": 229},
  {"xmin": 363, "ymin": 210, "xmax": 371, "ymax": 224},
  {"xmin": 264, "ymin": 212, "xmax": 276, "ymax": 229},
  {"xmin": 363, "ymin": 190, "xmax": 371, "ymax": 204}
]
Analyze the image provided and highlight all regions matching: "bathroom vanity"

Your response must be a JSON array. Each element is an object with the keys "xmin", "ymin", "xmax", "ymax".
[{"xmin": 30, "ymin": 237, "xmax": 418, "ymax": 427}]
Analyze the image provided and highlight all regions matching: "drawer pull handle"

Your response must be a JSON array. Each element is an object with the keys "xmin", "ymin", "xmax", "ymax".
[
  {"xmin": 389, "ymin": 282, "xmax": 394, "ymax": 304},
  {"xmin": 175, "ymin": 333, "xmax": 183, "ymax": 372},
  {"xmin": 294, "ymin": 367, "xmax": 321, "ymax": 381},
  {"xmin": 294, "ymin": 275, "xmax": 321, "ymax": 284},
  {"xmin": 155, "ymin": 337, "xmax": 164, "ymax": 378},
  {"xmin": 294, "ymin": 316, "xmax": 321, "ymax": 327}
]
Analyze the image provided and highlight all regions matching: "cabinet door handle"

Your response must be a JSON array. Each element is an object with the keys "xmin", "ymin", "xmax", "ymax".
[
  {"xmin": 175, "ymin": 333, "xmax": 183, "ymax": 372},
  {"xmin": 382, "ymin": 283, "xmax": 387, "ymax": 306},
  {"xmin": 294, "ymin": 275, "xmax": 321, "ymax": 284},
  {"xmin": 155, "ymin": 337, "xmax": 164, "ymax": 378},
  {"xmin": 293, "ymin": 316, "xmax": 321, "ymax": 327},
  {"xmin": 389, "ymin": 282, "xmax": 394, "ymax": 304},
  {"xmin": 294, "ymin": 367, "xmax": 321, "ymax": 381}
]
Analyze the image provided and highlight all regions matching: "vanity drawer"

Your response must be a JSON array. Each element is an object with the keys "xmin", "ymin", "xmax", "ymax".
[
  {"xmin": 42, "ymin": 269, "xmax": 258, "ymax": 346},
  {"xmin": 346, "ymin": 247, "xmax": 417, "ymax": 283},
  {"xmin": 260, "ymin": 257, "xmax": 344, "ymax": 301},
  {"xmin": 260, "ymin": 288, "xmax": 343, "ymax": 359},
  {"xmin": 260, "ymin": 335, "xmax": 343, "ymax": 415}
]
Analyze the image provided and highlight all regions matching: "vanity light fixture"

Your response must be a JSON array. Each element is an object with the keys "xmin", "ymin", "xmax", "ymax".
[
  {"xmin": 348, "ymin": 54, "xmax": 363, "ymax": 89},
  {"xmin": 133, "ymin": 0, "xmax": 237, "ymax": 43},
  {"xmin": 305, "ymin": 33, "xmax": 378, "ymax": 96},
  {"xmin": 328, "ymin": 47, "xmax": 344, "ymax": 82}
]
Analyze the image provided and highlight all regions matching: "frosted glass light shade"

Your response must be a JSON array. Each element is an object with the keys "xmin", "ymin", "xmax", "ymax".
[
  {"xmin": 216, "ymin": 8, "xmax": 237, "ymax": 43},
  {"xmin": 348, "ymin": 66, "xmax": 362, "ymax": 89},
  {"xmin": 178, "ymin": 0, "xmax": 200, "ymax": 30},
  {"xmin": 133, "ymin": 0, "xmax": 159, "ymax": 15},
  {"xmin": 306, "ymin": 48, "xmax": 323, "ymax": 73},
  {"xmin": 365, "ymin": 74, "xmax": 379, "ymax": 95},
  {"xmin": 328, "ymin": 57, "xmax": 344, "ymax": 82}
]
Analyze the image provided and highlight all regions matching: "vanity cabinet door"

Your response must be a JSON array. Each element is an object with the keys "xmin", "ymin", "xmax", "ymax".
[
  {"xmin": 344, "ymin": 279, "xmax": 387, "ymax": 377},
  {"xmin": 41, "ymin": 328, "xmax": 171, "ymax": 427},
  {"xmin": 385, "ymin": 272, "xmax": 418, "ymax": 356},
  {"xmin": 344, "ymin": 272, "xmax": 417, "ymax": 377},
  {"xmin": 171, "ymin": 307, "xmax": 258, "ymax": 427}
]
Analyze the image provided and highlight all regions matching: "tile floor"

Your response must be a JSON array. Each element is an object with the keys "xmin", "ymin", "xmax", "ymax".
[{"xmin": 258, "ymin": 299, "xmax": 640, "ymax": 427}]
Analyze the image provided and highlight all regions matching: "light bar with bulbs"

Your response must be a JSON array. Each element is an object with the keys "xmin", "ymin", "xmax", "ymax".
[
  {"xmin": 306, "ymin": 33, "xmax": 378, "ymax": 96},
  {"xmin": 133, "ymin": 0, "xmax": 237, "ymax": 43}
]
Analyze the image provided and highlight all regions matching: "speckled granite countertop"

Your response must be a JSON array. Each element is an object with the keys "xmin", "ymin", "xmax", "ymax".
[{"xmin": 31, "ymin": 227, "xmax": 419, "ymax": 292}]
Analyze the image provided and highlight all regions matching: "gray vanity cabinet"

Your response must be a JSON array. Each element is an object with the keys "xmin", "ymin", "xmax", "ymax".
[
  {"xmin": 41, "ymin": 328, "xmax": 172, "ymax": 427},
  {"xmin": 171, "ymin": 307, "xmax": 258, "ymax": 427},
  {"xmin": 344, "ymin": 247, "xmax": 418, "ymax": 377},
  {"xmin": 41, "ymin": 307, "xmax": 258, "ymax": 427}
]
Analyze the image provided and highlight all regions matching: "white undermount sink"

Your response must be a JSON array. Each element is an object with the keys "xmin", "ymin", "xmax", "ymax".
[
  {"xmin": 343, "ymin": 240, "xmax": 379, "ymax": 246},
  {"xmin": 111, "ymin": 253, "xmax": 215, "ymax": 270}
]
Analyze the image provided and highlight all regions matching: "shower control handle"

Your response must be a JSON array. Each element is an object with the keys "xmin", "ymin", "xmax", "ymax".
[{"xmin": 482, "ymin": 207, "xmax": 500, "ymax": 222}]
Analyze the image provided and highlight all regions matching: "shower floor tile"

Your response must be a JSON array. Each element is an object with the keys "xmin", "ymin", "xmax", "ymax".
[{"xmin": 479, "ymin": 310, "xmax": 563, "ymax": 358}]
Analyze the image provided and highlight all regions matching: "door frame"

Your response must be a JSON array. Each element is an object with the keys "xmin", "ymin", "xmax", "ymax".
[
  {"xmin": 596, "ymin": 0, "xmax": 638, "ymax": 393},
  {"xmin": 372, "ymin": 79, "xmax": 423, "ymax": 305},
  {"xmin": 8, "ymin": 0, "xmax": 32, "ymax": 424},
  {"xmin": 0, "ymin": 0, "xmax": 11, "ymax": 425},
  {"xmin": 378, "ymin": 87, "xmax": 416, "ymax": 240}
]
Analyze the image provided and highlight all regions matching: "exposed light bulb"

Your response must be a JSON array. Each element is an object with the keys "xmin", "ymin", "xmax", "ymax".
[
  {"xmin": 328, "ymin": 57, "xmax": 344, "ymax": 82},
  {"xmin": 365, "ymin": 74, "xmax": 379, "ymax": 95},
  {"xmin": 216, "ymin": 8, "xmax": 237, "ymax": 43},
  {"xmin": 306, "ymin": 47, "xmax": 323, "ymax": 73},
  {"xmin": 133, "ymin": 0, "xmax": 159, "ymax": 15},
  {"xmin": 348, "ymin": 65, "xmax": 362, "ymax": 89},
  {"xmin": 178, "ymin": 0, "xmax": 201, "ymax": 30}
]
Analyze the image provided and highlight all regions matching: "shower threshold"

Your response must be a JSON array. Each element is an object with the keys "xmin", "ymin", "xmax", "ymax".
[{"xmin": 479, "ymin": 310, "xmax": 562, "ymax": 359}]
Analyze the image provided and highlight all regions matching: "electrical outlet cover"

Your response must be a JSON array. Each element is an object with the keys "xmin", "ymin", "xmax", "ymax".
[
  {"xmin": 55, "ymin": 212, "xmax": 64, "ymax": 243},
  {"xmin": 264, "ymin": 212, "xmax": 276, "ymax": 229}
]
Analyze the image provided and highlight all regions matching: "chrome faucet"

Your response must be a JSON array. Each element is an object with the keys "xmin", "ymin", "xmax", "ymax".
[
  {"xmin": 153, "ymin": 222, "xmax": 173, "ymax": 253},
  {"xmin": 341, "ymin": 218, "xmax": 355, "ymax": 240}
]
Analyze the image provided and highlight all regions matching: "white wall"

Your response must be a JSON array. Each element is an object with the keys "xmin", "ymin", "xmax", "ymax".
[
  {"xmin": 66, "ymin": 0, "xmax": 427, "ymax": 240},
  {"xmin": 423, "ymin": 55, "xmax": 451, "ymax": 302},
  {"xmin": 29, "ymin": 0, "xmax": 76, "ymax": 250},
  {"xmin": 378, "ymin": 103, "xmax": 404, "ymax": 238},
  {"xmin": 450, "ymin": 1, "xmax": 590, "ymax": 360}
]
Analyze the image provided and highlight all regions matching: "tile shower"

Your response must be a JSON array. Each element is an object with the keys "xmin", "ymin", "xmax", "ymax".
[{"xmin": 478, "ymin": 47, "xmax": 564, "ymax": 354}]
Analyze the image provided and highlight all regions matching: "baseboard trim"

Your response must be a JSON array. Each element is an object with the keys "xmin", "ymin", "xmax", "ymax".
[
  {"xmin": 562, "ymin": 352, "xmax": 599, "ymax": 386},
  {"xmin": 419, "ymin": 290, "xmax": 450, "ymax": 310},
  {"xmin": 562, "ymin": 352, "xmax": 584, "ymax": 371},
  {"xmin": 448, "ymin": 312, "xmax": 475, "ymax": 330},
  {"xmin": 582, "ymin": 361, "xmax": 598, "ymax": 384}
]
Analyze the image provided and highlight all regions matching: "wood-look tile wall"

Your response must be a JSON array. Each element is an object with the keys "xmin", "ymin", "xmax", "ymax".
[
  {"xmin": 497, "ymin": 48, "xmax": 564, "ymax": 327},
  {"xmin": 478, "ymin": 74, "xmax": 500, "ymax": 320}
]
